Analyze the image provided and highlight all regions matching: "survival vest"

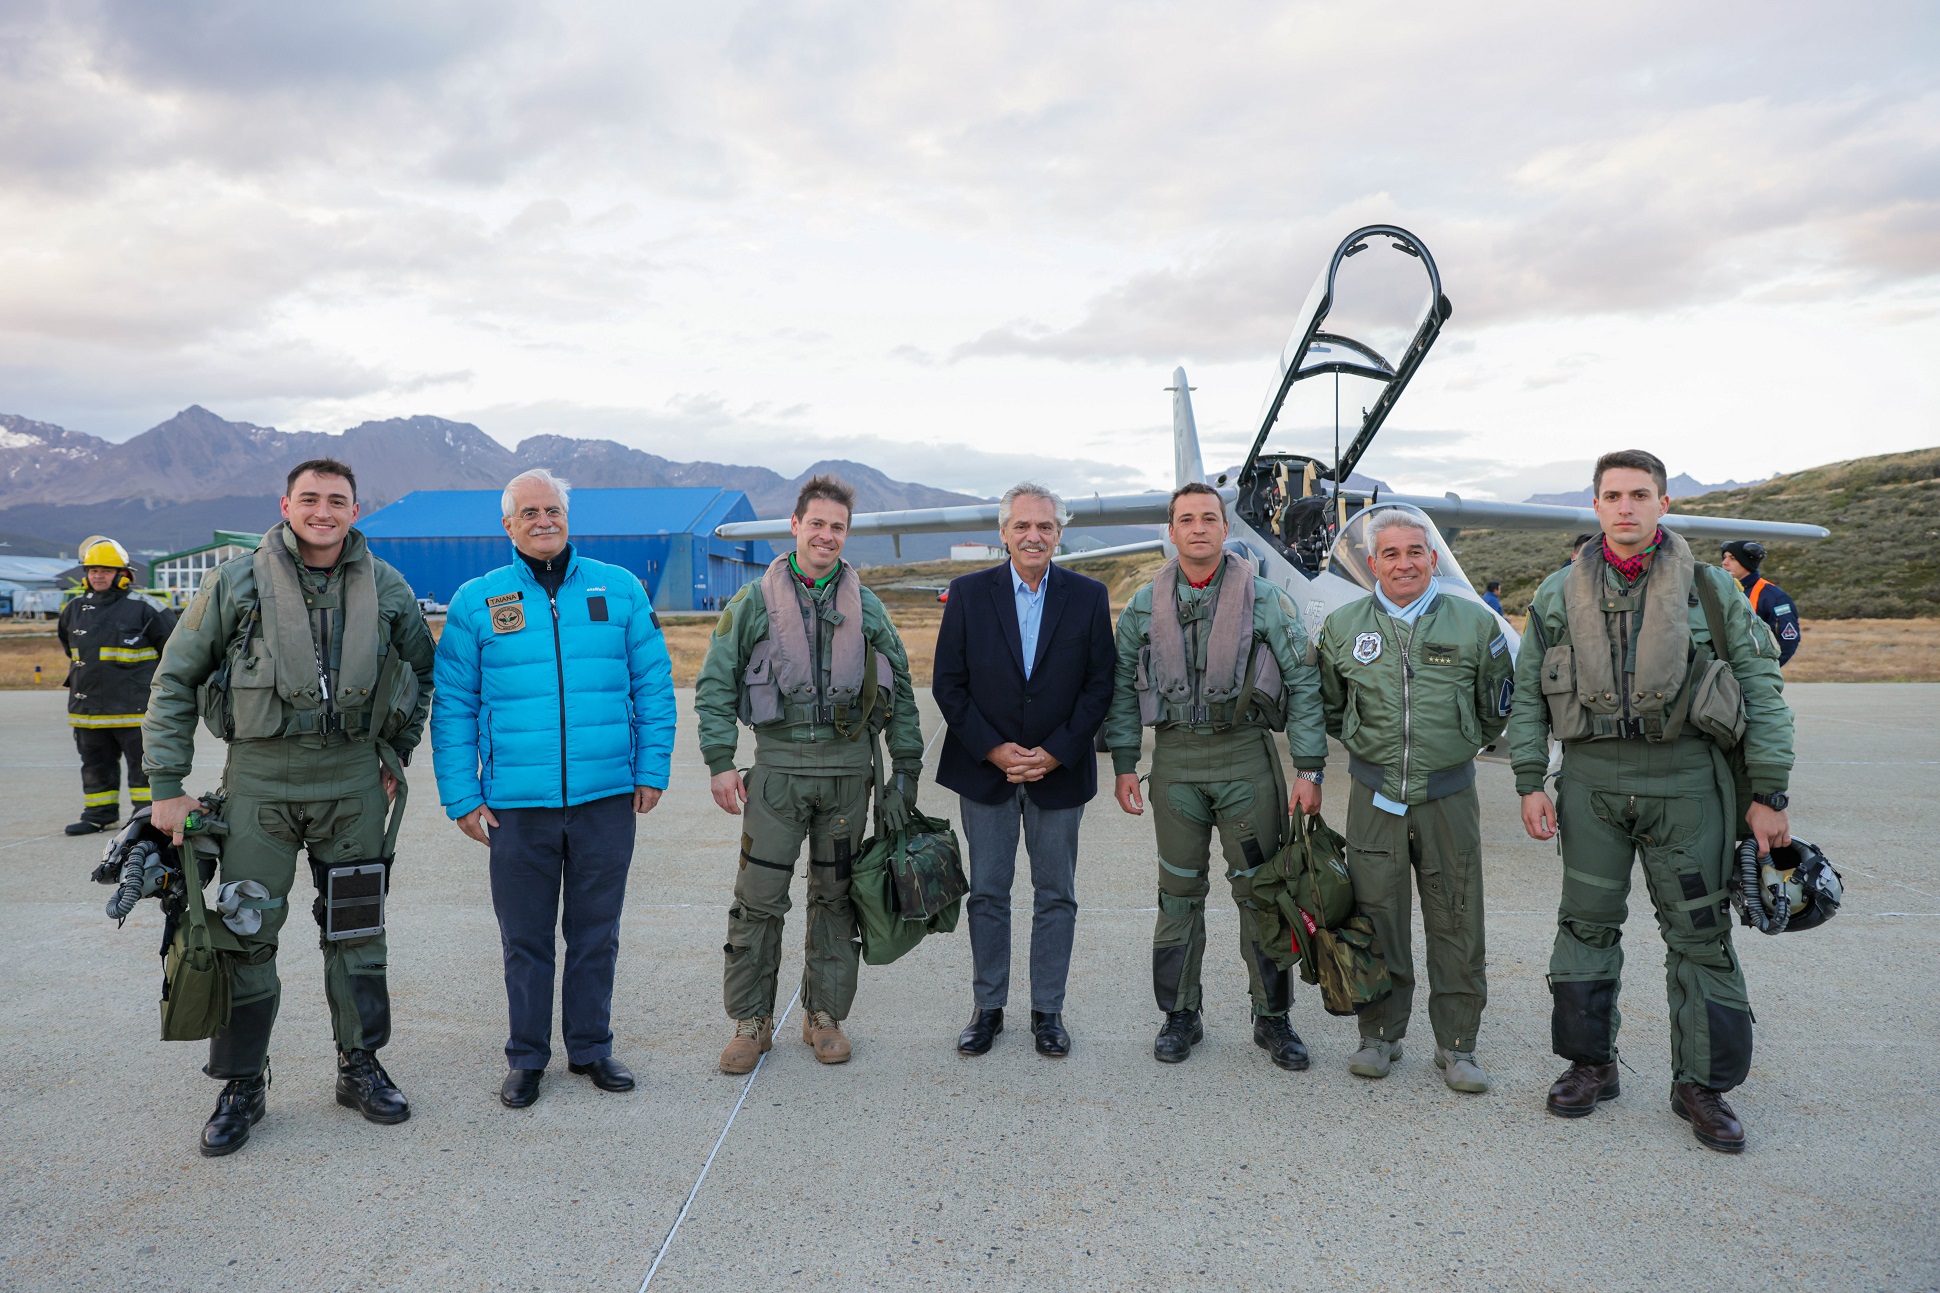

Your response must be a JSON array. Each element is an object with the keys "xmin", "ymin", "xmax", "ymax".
[
  {"xmin": 199, "ymin": 525, "xmax": 420, "ymax": 748},
  {"xmin": 1535, "ymin": 527, "xmax": 1746, "ymax": 748},
  {"xmin": 1133, "ymin": 553, "xmax": 1284, "ymax": 730},
  {"xmin": 738, "ymin": 556, "xmax": 891, "ymax": 741}
]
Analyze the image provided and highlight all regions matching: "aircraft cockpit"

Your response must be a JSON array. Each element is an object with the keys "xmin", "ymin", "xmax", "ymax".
[
  {"xmin": 1324, "ymin": 501, "xmax": 1478, "ymax": 596},
  {"xmin": 1228, "ymin": 224, "xmax": 1451, "ymax": 577}
]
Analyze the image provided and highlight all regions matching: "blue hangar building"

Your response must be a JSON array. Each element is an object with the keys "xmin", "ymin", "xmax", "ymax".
[{"xmin": 359, "ymin": 487, "xmax": 772, "ymax": 612}]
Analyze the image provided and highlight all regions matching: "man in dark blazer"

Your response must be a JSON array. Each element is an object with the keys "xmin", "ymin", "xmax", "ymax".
[{"xmin": 932, "ymin": 484, "xmax": 1115, "ymax": 1058}]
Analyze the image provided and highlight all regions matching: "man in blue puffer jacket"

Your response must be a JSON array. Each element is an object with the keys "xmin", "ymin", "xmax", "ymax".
[{"xmin": 432, "ymin": 468, "xmax": 677, "ymax": 1109}]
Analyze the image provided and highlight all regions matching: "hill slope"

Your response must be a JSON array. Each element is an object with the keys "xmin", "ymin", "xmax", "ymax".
[{"xmin": 1448, "ymin": 446, "xmax": 1940, "ymax": 618}]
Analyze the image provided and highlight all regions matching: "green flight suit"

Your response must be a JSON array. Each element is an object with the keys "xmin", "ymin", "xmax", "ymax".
[
  {"xmin": 143, "ymin": 524, "xmax": 435, "ymax": 1078},
  {"xmin": 1506, "ymin": 531, "xmax": 1793, "ymax": 1090},
  {"xmin": 694, "ymin": 559, "xmax": 922, "ymax": 1022},
  {"xmin": 1106, "ymin": 556, "xmax": 1327, "ymax": 1017},
  {"xmin": 1317, "ymin": 589, "xmax": 1513, "ymax": 1052}
]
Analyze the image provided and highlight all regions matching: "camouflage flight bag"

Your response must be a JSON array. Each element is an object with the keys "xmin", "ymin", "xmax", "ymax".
[{"xmin": 1256, "ymin": 808, "xmax": 1393, "ymax": 1017}]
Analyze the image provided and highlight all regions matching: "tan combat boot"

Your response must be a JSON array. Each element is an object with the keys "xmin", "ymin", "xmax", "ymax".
[
  {"xmin": 719, "ymin": 1017, "xmax": 773, "ymax": 1075},
  {"xmin": 801, "ymin": 1010, "xmax": 852, "ymax": 1064}
]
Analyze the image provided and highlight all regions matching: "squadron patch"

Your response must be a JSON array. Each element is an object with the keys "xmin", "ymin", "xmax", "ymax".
[
  {"xmin": 1781, "ymin": 623, "xmax": 1798, "ymax": 640},
  {"xmin": 1352, "ymin": 632, "xmax": 1383, "ymax": 664},
  {"xmin": 1497, "ymin": 677, "xmax": 1515, "ymax": 716},
  {"xmin": 491, "ymin": 601, "xmax": 526, "ymax": 634}
]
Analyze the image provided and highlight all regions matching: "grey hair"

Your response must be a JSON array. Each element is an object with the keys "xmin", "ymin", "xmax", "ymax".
[
  {"xmin": 1362, "ymin": 507, "xmax": 1431, "ymax": 547},
  {"xmin": 502, "ymin": 468, "xmax": 572, "ymax": 518},
  {"xmin": 998, "ymin": 482, "xmax": 1069, "ymax": 530}
]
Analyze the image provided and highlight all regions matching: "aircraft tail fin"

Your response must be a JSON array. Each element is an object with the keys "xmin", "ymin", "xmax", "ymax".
[{"xmin": 1169, "ymin": 366, "xmax": 1206, "ymax": 486}]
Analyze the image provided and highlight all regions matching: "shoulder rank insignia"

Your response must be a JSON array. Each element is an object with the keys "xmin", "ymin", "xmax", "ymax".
[{"xmin": 1353, "ymin": 632, "xmax": 1383, "ymax": 664}]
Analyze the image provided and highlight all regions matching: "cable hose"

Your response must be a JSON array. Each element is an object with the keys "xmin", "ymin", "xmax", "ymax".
[
  {"xmin": 1736, "ymin": 837, "xmax": 1789, "ymax": 935},
  {"xmin": 104, "ymin": 840, "xmax": 161, "ymax": 924}
]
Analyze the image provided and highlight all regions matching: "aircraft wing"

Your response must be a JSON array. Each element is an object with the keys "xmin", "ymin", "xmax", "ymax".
[
  {"xmin": 1054, "ymin": 538, "xmax": 1167, "ymax": 563},
  {"xmin": 1384, "ymin": 493, "xmax": 1830, "ymax": 544},
  {"xmin": 713, "ymin": 489, "xmax": 1229, "ymax": 541}
]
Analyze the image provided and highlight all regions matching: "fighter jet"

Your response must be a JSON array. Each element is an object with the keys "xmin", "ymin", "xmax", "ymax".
[{"xmin": 715, "ymin": 225, "xmax": 1829, "ymax": 652}]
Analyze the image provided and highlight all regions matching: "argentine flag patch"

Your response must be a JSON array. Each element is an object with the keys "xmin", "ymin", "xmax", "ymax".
[{"xmin": 1489, "ymin": 634, "xmax": 1507, "ymax": 658}]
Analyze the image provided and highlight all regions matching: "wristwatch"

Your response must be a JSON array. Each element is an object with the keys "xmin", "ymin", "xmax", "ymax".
[
  {"xmin": 1296, "ymin": 770, "xmax": 1324, "ymax": 785},
  {"xmin": 1751, "ymin": 791, "xmax": 1789, "ymax": 811}
]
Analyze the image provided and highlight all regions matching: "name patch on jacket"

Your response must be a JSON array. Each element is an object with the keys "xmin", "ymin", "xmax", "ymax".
[
  {"xmin": 1423, "ymin": 643, "xmax": 1458, "ymax": 667},
  {"xmin": 491, "ymin": 597, "xmax": 526, "ymax": 634}
]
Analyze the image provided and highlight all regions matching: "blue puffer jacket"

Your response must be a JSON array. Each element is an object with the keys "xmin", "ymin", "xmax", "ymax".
[{"xmin": 432, "ymin": 550, "xmax": 676, "ymax": 818}]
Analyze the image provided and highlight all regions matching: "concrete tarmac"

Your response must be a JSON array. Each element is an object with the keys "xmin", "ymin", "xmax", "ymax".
[{"xmin": 1, "ymin": 686, "xmax": 1935, "ymax": 1292}]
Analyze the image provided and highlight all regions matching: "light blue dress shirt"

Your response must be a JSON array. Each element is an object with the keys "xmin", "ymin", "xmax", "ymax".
[{"xmin": 1012, "ymin": 564, "xmax": 1048, "ymax": 680}]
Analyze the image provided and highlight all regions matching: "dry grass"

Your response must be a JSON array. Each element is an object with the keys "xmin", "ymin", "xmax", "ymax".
[{"xmin": 11, "ymin": 605, "xmax": 1931, "ymax": 692}]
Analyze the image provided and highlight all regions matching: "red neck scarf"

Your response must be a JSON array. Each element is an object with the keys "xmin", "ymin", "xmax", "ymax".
[{"xmin": 1601, "ymin": 527, "xmax": 1665, "ymax": 583}]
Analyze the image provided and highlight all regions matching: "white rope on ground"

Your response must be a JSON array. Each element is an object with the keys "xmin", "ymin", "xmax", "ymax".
[{"xmin": 637, "ymin": 985, "xmax": 803, "ymax": 1292}]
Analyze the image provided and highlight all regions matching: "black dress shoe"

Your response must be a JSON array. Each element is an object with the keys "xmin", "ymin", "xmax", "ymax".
[
  {"xmin": 1154, "ymin": 1009, "xmax": 1203, "ymax": 1063},
  {"xmin": 200, "ymin": 1075, "xmax": 268, "ymax": 1157},
  {"xmin": 336, "ymin": 1049, "xmax": 411, "ymax": 1124},
  {"xmin": 957, "ymin": 1007, "xmax": 1003, "ymax": 1056},
  {"xmin": 568, "ymin": 1055, "xmax": 636, "ymax": 1092},
  {"xmin": 1031, "ymin": 1011, "xmax": 1070, "ymax": 1058},
  {"xmin": 1252, "ymin": 1014, "xmax": 1310, "ymax": 1071},
  {"xmin": 500, "ymin": 1068, "xmax": 544, "ymax": 1108}
]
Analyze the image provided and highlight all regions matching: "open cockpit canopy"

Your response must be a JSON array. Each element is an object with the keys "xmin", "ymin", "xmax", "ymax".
[{"xmin": 1325, "ymin": 502, "xmax": 1476, "ymax": 596}]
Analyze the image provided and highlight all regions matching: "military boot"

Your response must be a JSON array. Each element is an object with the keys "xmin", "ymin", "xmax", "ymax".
[
  {"xmin": 720, "ymin": 1016, "xmax": 774, "ymax": 1075},
  {"xmin": 1546, "ymin": 1061, "xmax": 1620, "ymax": 1117},
  {"xmin": 336, "ymin": 1049, "xmax": 410, "ymax": 1124},
  {"xmin": 1252, "ymin": 1014, "xmax": 1310, "ymax": 1071},
  {"xmin": 802, "ymin": 1010, "xmax": 851, "ymax": 1064},
  {"xmin": 1435, "ymin": 1046, "xmax": 1491, "ymax": 1094},
  {"xmin": 199, "ymin": 1074, "xmax": 268, "ymax": 1158},
  {"xmin": 1349, "ymin": 1038, "xmax": 1402, "ymax": 1079},
  {"xmin": 1671, "ymin": 1082, "xmax": 1746, "ymax": 1154},
  {"xmin": 1153, "ymin": 1009, "xmax": 1203, "ymax": 1063}
]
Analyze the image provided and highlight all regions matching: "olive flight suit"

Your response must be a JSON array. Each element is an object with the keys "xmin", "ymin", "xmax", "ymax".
[
  {"xmin": 1317, "ymin": 587, "xmax": 1514, "ymax": 1053},
  {"xmin": 1507, "ymin": 529, "xmax": 1793, "ymax": 1091},
  {"xmin": 694, "ymin": 556, "xmax": 923, "ymax": 1023},
  {"xmin": 143, "ymin": 524, "xmax": 434, "ymax": 1080},
  {"xmin": 1105, "ymin": 555, "xmax": 1327, "ymax": 1017}
]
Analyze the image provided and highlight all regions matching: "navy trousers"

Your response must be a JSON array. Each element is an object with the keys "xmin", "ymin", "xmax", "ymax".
[
  {"xmin": 958, "ymin": 788, "xmax": 1083, "ymax": 1014},
  {"xmin": 488, "ymin": 793, "xmax": 635, "ymax": 1070}
]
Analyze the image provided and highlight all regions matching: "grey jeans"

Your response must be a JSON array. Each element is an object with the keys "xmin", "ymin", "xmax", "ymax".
[{"xmin": 959, "ymin": 788, "xmax": 1083, "ymax": 1013}]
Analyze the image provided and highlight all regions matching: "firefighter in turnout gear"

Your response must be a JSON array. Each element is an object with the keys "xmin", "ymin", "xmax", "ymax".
[
  {"xmin": 144, "ymin": 460, "xmax": 435, "ymax": 1157},
  {"xmin": 1510, "ymin": 451, "xmax": 1795, "ymax": 1154},
  {"xmin": 1316, "ymin": 507, "xmax": 1514, "ymax": 1093},
  {"xmin": 1106, "ymin": 483, "xmax": 1327, "ymax": 1071},
  {"xmin": 58, "ymin": 536, "xmax": 174, "ymax": 834},
  {"xmin": 695, "ymin": 474, "xmax": 923, "ymax": 1074}
]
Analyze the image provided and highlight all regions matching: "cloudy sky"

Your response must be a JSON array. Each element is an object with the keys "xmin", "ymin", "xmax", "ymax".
[{"xmin": 2, "ymin": 0, "xmax": 1936, "ymax": 500}]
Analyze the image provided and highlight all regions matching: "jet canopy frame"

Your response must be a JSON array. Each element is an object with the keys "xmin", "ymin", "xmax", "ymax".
[{"xmin": 1241, "ymin": 224, "xmax": 1451, "ymax": 488}]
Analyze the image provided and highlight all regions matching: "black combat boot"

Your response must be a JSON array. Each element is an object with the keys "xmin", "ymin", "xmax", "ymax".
[
  {"xmin": 1252, "ymin": 1014, "xmax": 1310, "ymax": 1071},
  {"xmin": 1153, "ymin": 1009, "xmax": 1203, "ymax": 1063},
  {"xmin": 336, "ymin": 1048, "xmax": 411, "ymax": 1124},
  {"xmin": 200, "ymin": 1074, "xmax": 268, "ymax": 1157}
]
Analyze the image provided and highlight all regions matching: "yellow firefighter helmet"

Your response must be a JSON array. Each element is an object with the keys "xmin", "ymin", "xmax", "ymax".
[{"xmin": 79, "ymin": 536, "xmax": 134, "ymax": 588}]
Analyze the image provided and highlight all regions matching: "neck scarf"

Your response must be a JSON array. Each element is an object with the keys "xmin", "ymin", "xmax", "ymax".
[
  {"xmin": 1602, "ymin": 527, "xmax": 1665, "ymax": 583},
  {"xmin": 789, "ymin": 552, "xmax": 836, "ymax": 590}
]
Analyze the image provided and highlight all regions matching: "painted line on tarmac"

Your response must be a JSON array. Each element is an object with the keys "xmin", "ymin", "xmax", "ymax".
[
  {"xmin": 0, "ymin": 832, "xmax": 58, "ymax": 852},
  {"xmin": 637, "ymin": 984, "xmax": 804, "ymax": 1292}
]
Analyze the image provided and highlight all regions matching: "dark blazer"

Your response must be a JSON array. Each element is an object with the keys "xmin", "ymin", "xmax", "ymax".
[{"xmin": 932, "ymin": 561, "xmax": 1115, "ymax": 810}]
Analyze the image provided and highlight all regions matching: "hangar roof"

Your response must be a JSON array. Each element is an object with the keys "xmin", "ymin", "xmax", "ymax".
[{"xmin": 358, "ymin": 488, "xmax": 758, "ymax": 540}]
